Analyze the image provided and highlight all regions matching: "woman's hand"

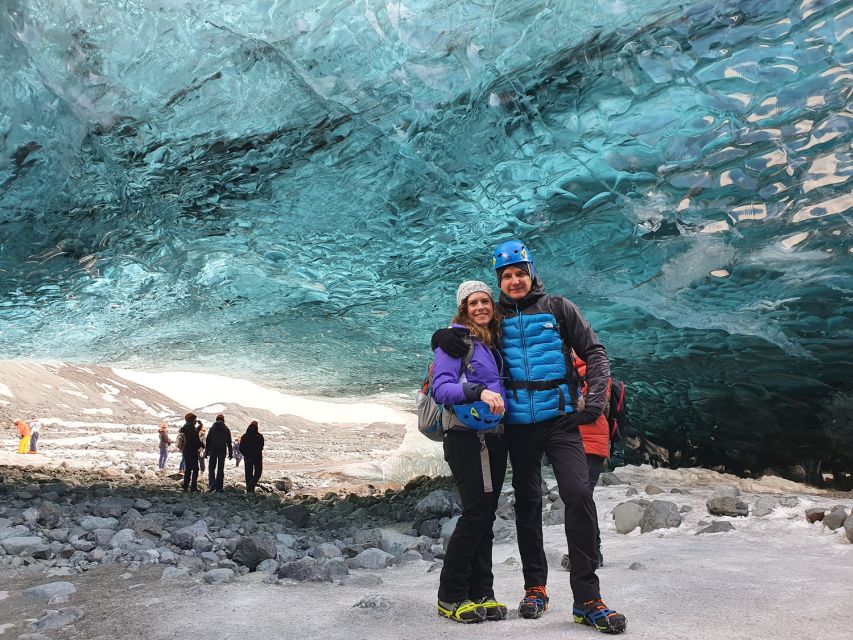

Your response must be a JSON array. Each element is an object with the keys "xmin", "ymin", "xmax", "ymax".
[{"xmin": 479, "ymin": 389, "xmax": 504, "ymax": 415}]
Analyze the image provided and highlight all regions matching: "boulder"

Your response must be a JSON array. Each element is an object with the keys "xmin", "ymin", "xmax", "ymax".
[
  {"xmin": 281, "ymin": 505, "xmax": 310, "ymax": 528},
  {"xmin": 313, "ymin": 543, "xmax": 343, "ymax": 561},
  {"xmin": 752, "ymin": 496, "xmax": 777, "ymax": 517},
  {"xmin": 30, "ymin": 607, "xmax": 84, "ymax": 631},
  {"xmin": 600, "ymin": 473, "xmax": 628, "ymax": 486},
  {"xmin": 713, "ymin": 485, "xmax": 741, "ymax": 498},
  {"xmin": 697, "ymin": 521, "xmax": 736, "ymax": 535},
  {"xmin": 171, "ymin": 520, "xmax": 209, "ymax": 549},
  {"xmin": 22, "ymin": 582, "xmax": 77, "ymax": 604},
  {"xmin": 613, "ymin": 501, "xmax": 646, "ymax": 534},
  {"xmin": 233, "ymin": 533, "xmax": 277, "ymax": 570},
  {"xmin": 645, "ymin": 484, "xmax": 665, "ymax": 495},
  {"xmin": 440, "ymin": 516, "xmax": 460, "ymax": 542},
  {"xmin": 706, "ymin": 497, "xmax": 749, "ymax": 517},
  {"xmin": 79, "ymin": 516, "xmax": 118, "ymax": 531},
  {"xmin": 277, "ymin": 557, "xmax": 333, "ymax": 582},
  {"xmin": 805, "ymin": 508, "xmax": 826, "ymax": 524},
  {"xmin": 844, "ymin": 515, "xmax": 853, "ymax": 544},
  {"xmin": 379, "ymin": 530, "xmax": 427, "ymax": 556},
  {"xmin": 414, "ymin": 490, "xmax": 456, "ymax": 519},
  {"xmin": 203, "ymin": 568, "xmax": 236, "ymax": 584},
  {"xmin": 110, "ymin": 529, "xmax": 137, "ymax": 550},
  {"xmin": 823, "ymin": 507, "xmax": 849, "ymax": 531},
  {"xmin": 640, "ymin": 500, "xmax": 682, "ymax": 533},
  {"xmin": 1, "ymin": 536, "xmax": 46, "ymax": 555},
  {"xmin": 348, "ymin": 548, "xmax": 395, "ymax": 570}
]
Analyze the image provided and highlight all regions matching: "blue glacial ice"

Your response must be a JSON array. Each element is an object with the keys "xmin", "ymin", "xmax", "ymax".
[{"xmin": 0, "ymin": 0, "xmax": 851, "ymax": 481}]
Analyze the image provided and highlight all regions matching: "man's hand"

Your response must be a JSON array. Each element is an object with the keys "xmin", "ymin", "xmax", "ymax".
[{"xmin": 431, "ymin": 327, "xmax": 469, "ymax": 357}]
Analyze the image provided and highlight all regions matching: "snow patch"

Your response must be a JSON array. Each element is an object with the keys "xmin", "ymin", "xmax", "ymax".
[
  {"xmin": 199, "ymin": 403, "xmax": 227, "ymax": 414},
  {"xmin": 60, "ymin": 388, "xmax": 89, "ymax": 399},
  {"xmin": 0, "ymin": 383, "xmax": 13, "ymax": 397},
  {"xmin": 82, "ymin": 408, "xmax": 115, "ymax": 415}
]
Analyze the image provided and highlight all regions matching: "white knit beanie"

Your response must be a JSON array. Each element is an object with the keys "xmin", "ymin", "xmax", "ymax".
[{"xmin": 456, "ymin": 280, "xmax": 493, "ymax": 307}]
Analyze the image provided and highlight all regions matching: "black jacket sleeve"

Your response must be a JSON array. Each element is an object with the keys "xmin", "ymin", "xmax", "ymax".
[
  {"xmin": 553, "ymin": 295, "xmax": 610, "ymax": 414},
  {"xmin": 225, "ymin": 427, "xmax": 233, "ymax": 457}
]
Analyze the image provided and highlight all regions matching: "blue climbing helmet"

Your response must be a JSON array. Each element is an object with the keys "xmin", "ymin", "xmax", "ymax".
[
  {"xmin": 492, "ymin": 239, "xmax": 535, "ymax": 279},
  {"xmin": 452, "ymin": 401, "xmax": 503, "ymax": 430}
]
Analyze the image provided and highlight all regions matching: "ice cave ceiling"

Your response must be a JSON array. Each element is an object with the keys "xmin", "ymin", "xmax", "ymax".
[{"xmin": 0, "ymin": 0, "xmax": 851, "ymax": 480}]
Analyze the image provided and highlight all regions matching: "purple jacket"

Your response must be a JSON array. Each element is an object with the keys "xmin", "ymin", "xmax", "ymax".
[{"xmin": 432, "ymin": 325, "xmax": 506, "ymax": 406}]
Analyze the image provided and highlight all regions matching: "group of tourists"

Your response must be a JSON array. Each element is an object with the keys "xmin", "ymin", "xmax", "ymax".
[
  {"xmin": 429, "ymin": 239, "xmax": 627, "ymax": 634},
  {"xmin": 158, "ymin": 413, "xmax": 264, "ymax": 494},
  {"xmin": 11, "ymin": 416, "xmax": 42, "ymax": 454}
]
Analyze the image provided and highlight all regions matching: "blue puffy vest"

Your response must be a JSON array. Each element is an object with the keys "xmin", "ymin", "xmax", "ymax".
[{"xmin": 500, "ymin": 310, "xmax": 577, "ymax": 424}]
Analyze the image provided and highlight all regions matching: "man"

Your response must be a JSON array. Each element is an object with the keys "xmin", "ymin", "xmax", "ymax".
[
  {"xmin": 205, "ymin": 414, "xmax": 233, "ymax": 493},
  {"xmin": 29, "ymin": 415, "xmax": 41, "ymax": 453},
  {"xmin": 433, "ymin": 239, "xmax": 626, "ymax": 634},
  {"xmin": 179, "ymin": 413, "xmax": 202, "ymax": 493}
]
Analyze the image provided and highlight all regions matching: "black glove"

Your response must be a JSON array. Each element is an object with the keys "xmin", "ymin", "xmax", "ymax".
[{"xmin": 430, "ymin": 327, "xmax": 469, "ymax": 358}]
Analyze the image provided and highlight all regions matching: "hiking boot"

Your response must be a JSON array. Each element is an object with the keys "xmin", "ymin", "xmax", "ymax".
[
  {"xmin": 475, "ymin": 597, "xmax": 508, "ymax": 621},
  {"xmin": 573, "ymin": 599, "xmax": 627, "ymax": 634},
  {"xmin": 437, "ymin": 599, "xmax": 487, "ymax": 623},
  {"xmin": 518, "ymin": 586, "xmax": 548, "ymax": 619}
]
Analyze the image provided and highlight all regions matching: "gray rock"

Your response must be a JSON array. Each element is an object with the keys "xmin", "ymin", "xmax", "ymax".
[
  {"xmin": 414, "ymin": 490, "xmax": 456, "ymax": 519},
  {"xmin": 645, "ymin": 484, "xmax": 665, "ymax": 495},
  {"xmin": 348, "ymin": 548, "xmax": 395, "ymax": 570},
  {"xmin": 277, "ymin": 557, "xmax": 332, "ymax": 582},
  {"xmin": 824, "ymin": 506, "xmax": 849, "ymax": 531},
  {"xmin": 640, "ymin": 500, "xmax": 682, "ymax": 533},
  {"xmin": 778, "ymin": 496, "xmax": 799, "ymax": 508},
  {"xmin": 22, "ymin": 582, "xmax": 77, "ymax": 604},
  {"xmin": 325, "ymin": 557, "xmax": 350, "ymax": 577},
  {"xmin": 400, "ymin": 549, "xmax": 423, "ymax": 563},
  {"xmin": 30, "ymin": 607, "xmax": 84, "ymax": 631},
  {"xmin": 276, "ymin": 546, "xmax": 301, "ymax": 563},
  {"xmin": 628, "ymin": 562, "xmax": 646, "ymax": 570},
  {"xmin": 752, "ymin": 496, "xmax": 778, "ymax": 517},
  {"xmin": 255, "ymin": 559, "xmax": 279, "ymax": 573},
  {"xmin": 440, "ymin": 515, "xmax": 460, "ymax": 542},
  {"xmin": 1, "ymin": 536, "xmax": 45, "ymax": 555},
  {"xmin": 843, "ymin": 515, "xmax": 853, "ymax": 544},
  {"xmin": 172, "ymin": 520, "xmax": 210, "ymax": 550},
  {"xmin": 47, "ymin": 529, "xmax": 69, "ymax": 543},
  {"xmin": 697, "ymin": 521, "xmax": 736, "ymax": 535},
  {"xmin": 92, "ymin": 528, "xmax": 116, "ymax": 547},
  {"xmin": 37, "ymin": 504, "xmax": 60, "ymax": 528},
  {"xmin": 679, "ymin": 505, "xmax": 693, "ymax": 513},
  {"xmin": 417, "ymin": 518, "xmax": 441, "ymax": 538},
  {"xmin": 379, "ymin": 530, "xmax": 428, "ymax": 556},
  {"xmin": 625, "ymin": 487, "xmax": 638, "ymax": 497},
  {"xmin": 281, "ymin": 505, "xmax": 310, "ymax": 528},
  {"xmin": 79, "ymin": 516, "xmax": 118, "ymax": 531},
  {"xmin": 203, "ymin": 568, "xmax": 236, "ymax": 584},
  {"xmin": 713, "ymin": 484, "xmax": 741, "ymax": 498},
  {"xmin": 133, "ymin": 499, "xmax": 152, "ymax": 511},
  {"xmin": 600, "ymin": 473, "xmax": 628, "ymax": 486},
  {"xmin": 314, "ymin": 543, "xmax": 343, "ymax": 560},
  {"xmin": 706, "ymin": 497, "xmax": 749, "ymax": 517},
  {"xmin": 275, "ymin": 533, "xmax": 296, "ymax": 548},
  {"xmin": 492, "ymin": 518, "xmax": 516, "ymax": 542},
  {"xmin": 352, "ymin": 594, "xmax": 392, "ymax": 610},
  {"xmin": 0, "ymin": 525, "xmax": 29, "ymax": 540},
  {"xmin": 343, "ymin": 573, "xmax": 384, "ymax": 587},
  {"xmin": 110, "ymin": 529, "xmax": 137, "ymax": 550},
  {"xmin": 542, "ymin": 505, "xmax": 565, "ymax": 526},
  {"xmin": 274, "ymin": 478, "xmax": 294, "ymax": 492},
  {"xmin": 613, "ymin": 501, "xmax": 646, "ymax": 534},
  {"xmin": 233, "ymin": 533, "xmax": 277, "ymax": 570}
]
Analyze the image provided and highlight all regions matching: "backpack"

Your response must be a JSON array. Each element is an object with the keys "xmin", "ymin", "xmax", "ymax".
[
  {"xmin": 547, "ymin": 297, "xmax": 629, "ymax": 445},
  {"xmin": 175, "ymin": 431, "xmax": 185, "ymax": 452},
  {"xmin": 417, "ymin": 338, "xmax": 475, "ymax": 442}
]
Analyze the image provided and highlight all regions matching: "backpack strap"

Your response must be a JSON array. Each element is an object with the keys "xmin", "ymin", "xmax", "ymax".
[{"xmin": 547, "ymin": 296, "xmax": 582, "ymax": 395}]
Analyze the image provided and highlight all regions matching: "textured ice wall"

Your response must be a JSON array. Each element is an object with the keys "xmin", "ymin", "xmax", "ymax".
[{"xmin": 0, "ymin": 0, "xmax": 851, "ymax": 480}]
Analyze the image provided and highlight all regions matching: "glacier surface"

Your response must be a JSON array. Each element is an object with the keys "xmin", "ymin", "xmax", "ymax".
[{"xmin": 0, "ymin": 0, "xmax": 851, "ymax": 480}]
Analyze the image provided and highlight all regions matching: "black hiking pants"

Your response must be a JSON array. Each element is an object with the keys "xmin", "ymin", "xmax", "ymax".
[
  {"xmin": 506, "ymin": 415, "xmax": 600, "ymax": 603},
  {"xmin": 208, "ymin": 451, "xmax": 226, "ymax": 491},
  {"xmin": 586, "ymin": 454, "xmax": 605, "ymax": 565},
  {"xmin": 438, "ymin": 430, "xmax": 508, "ymax": 603},
  {"xmin": 182, "ymin": 452, "xmax": 199, "ymax": 491},
  {"xmin": 244, "ymin": 456, "xmax": 263, "ymax": 492}
]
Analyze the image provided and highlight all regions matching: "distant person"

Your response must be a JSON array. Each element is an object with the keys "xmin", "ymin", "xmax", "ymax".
[
  {"xmin": 157, "ymin": 422, "xmax": 173, "ymax": 470},
  {"xmin": 14, "ymin": 419, "xmax": 31, "ymax": 454},
  {"xmin": 205, "ymin": 414, "xmax": 233, "ymax": 493},
  {"xmin": 239, "ymin": 421, "xmax": 265, "ymax": 493},
  {"xmin": 179, "ymin": 413, "xmax": 202, "ymax": 493},
  {"xmin": 233, "ymin": 436, "xmax": 243, "ymax": 467},
  {"xmin": 197, "ymin": 421, "xmax": 207, "ymax": 473},
  {"xmin": 28, "ymin": 416, "xmax": 42, "ymax": 453},
  {"xmin": 431, "ymin": 280, "xmax": 509, "ymax": 624}
]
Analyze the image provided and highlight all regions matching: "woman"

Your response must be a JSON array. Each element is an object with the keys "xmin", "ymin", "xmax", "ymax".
[
  {"xmin": 431, "ymin": 280, "xmax": 508, "ymax": 624},
  {"xmin": 239, "ymin": 421, "xmax": 264, "ymax": 493},
  {"xmin": 157, "ymin": 422, "xmax": 172, "ymax": 470},
  {"xmin": 14, "ymin": 419, "xmax": 31, "ymax": 454},
  {"xmin": 233, "ymin": 436, "xmax": 243, "ymax": 467}
]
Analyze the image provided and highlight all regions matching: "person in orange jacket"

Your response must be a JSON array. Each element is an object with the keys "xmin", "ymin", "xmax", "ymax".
[
  {"xmin": 14, "ymin": 419, "xmax": 31, "ymax": 454},
  {"xmin": 572, "ymin": 354, "xmax": 610, "ymax": 568}
]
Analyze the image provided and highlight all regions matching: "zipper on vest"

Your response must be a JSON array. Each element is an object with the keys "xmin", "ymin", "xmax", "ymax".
[{"xmin": 516, "ymin": 303, "xmax": 536, "ymax": 423}]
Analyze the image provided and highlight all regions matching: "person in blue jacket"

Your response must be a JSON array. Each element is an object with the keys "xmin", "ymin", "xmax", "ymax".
[
  {"xmin": 431, "ymin": 280, "xmax": 509, "ymax": 624},
  {"xmin": 433, "ymin": 241, "xmax": 626, "ymax": 634}
]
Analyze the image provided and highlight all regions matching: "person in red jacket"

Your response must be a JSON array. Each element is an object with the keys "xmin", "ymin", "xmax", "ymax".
[{"xmin": 573, "ymin": 353, "xmax": 610, "ymax": 568}]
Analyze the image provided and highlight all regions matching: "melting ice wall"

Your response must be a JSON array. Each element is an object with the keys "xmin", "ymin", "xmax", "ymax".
[{"xmin": 0, "ymin": 0, "xmax": 851, "ymax": 481}]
